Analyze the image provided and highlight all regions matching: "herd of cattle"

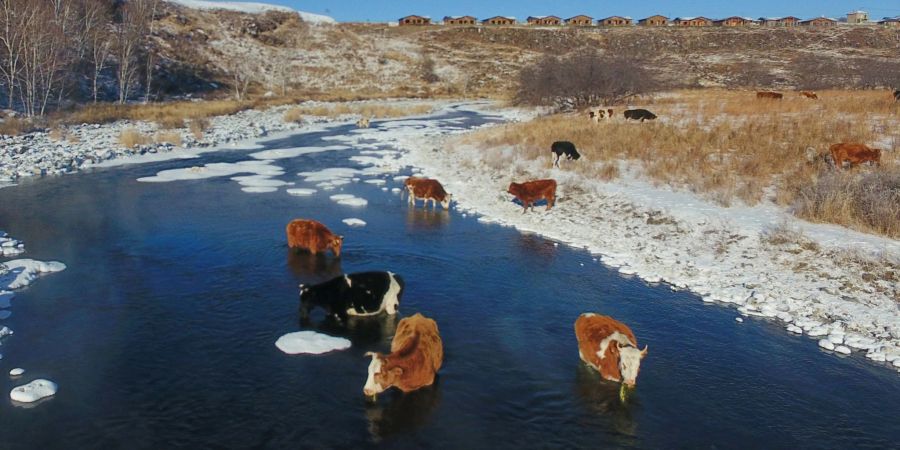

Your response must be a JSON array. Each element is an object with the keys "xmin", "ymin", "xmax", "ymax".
[{"xmin": 284, "ymin": 175, "xmax": 646, "ymax": 399}]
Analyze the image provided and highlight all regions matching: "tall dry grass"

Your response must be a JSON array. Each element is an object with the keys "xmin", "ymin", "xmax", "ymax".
[
  {"xmin": 460, "ymin": 89, "xmax": 900, "ymax": 236},
  {"xmin": 793, "ymin": 171, "xmax": 900, "ymax": 238},
  {"xmin": 119, "ymin": 128, "xmax": 152, "ymax": 148},
  {"xmin": 281, "ymin": 103, "xmax": 433, "ymax": 122}
]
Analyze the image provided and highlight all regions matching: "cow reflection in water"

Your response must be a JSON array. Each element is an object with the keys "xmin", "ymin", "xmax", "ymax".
[
  {"xmin": 286, "ymin": 251, "xmax": 343, "ymax": 284},
  {"xmin": 301, "ymin": 311, "xmax": 399, "ymax": 347},
  {"xmin": 574, "ymin": 365, "xmax": 637, "ymax": 438},
  {"xmin": 517, "ymin": 233, "xmax": 558, "ymax": 261},
  {"xmin": 406, "ymin": 207, "xmax": 450, "ymax": 230},
  {"xmin": 365, "ymin": 381, "xmax": 442, "ymax": 442}
]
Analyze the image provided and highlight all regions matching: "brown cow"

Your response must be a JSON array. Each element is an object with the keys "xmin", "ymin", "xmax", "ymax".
[
  {"xmin": 799, "ymin": 91, "xmax": 818, "ymax": 99},
  {"xmin": 607, "ymin": 108, "xmax": 614, "ymax": 119},
  {"xmin": 363, "ymin": 313, "xmax": 443, "ymax": 397},
  {"xmin": 286, "ymin": 219, "xmax": 343, "ymax": 256},
  {"xmin": 575, "ymin": 313, "xmax": 648, "ymax": 387},
  {"xmin": 756, "ymin": 91, "xmax": 783, "ymax": 100},
  {"xmin": 829, "ymin": 143, "xmax": 882, "ymax": 170},
  {"xmin": 508, "ymin": 179, "xmax": 556, "ymax": 213},
  {"xmin": 405, "ymin": 177, "xmax": 452, "ymax": 209}
]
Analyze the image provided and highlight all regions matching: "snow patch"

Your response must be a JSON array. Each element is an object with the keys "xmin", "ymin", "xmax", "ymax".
[
  {"xmin": 164, "ymin": 0, "xmax": 336, "ymax": 23},
  {"xmin": 1, "ymin": 259, "xmax": 67, "ymax": 290},
  {"xmin": 342, "ymin": 218, "xmax": 367, "ymax": 227},
  {"xmin": 275, "ymin": 331, "xmax": 351, "ymax": 355},
  {"xmin": 10, "ymin": 379, "xmax": 57, "ymax": 403}
]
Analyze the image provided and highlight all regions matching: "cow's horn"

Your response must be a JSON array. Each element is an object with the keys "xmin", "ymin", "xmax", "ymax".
[
  {"xmin": 641, "ymin": 345, "xmax": 649, "ymax": 356},
  {"xmin": 364, "ymin": 351, "xmax": 376, "ymax": 358}
]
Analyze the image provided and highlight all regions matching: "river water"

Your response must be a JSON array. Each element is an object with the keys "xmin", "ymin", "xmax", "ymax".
[{"xmin": 0, "ymin": 108, "xmax": 898, "ymax": 449}]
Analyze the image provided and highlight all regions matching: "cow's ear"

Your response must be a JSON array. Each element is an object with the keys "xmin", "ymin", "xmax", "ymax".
[
  {"xmin": 389, "ymin": 367, "xmax": 404, "ymax": 377},
  {"xmin": 640, "ymin": 345, "xmax": 648, "ymax": 358},
  {"xmin": 364, "ymin": 351, "xmax": 379, "ymax": 359}
]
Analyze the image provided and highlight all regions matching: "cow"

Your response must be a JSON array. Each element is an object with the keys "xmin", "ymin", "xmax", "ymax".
[
  {"xmin": 356, "ymin": 117, "xmax": 371, "ymax": 128},
  {"xmin": 404, "ymin": 177, "xmax": 452, "ymax": 209},
  {"xmin": 607, "ymin": 108, "xmax": 614, "ymax": 119},
  {"xmin": 363, "ymin": 313, "xmax": 443, "ymax": 398},
  {"xmin": 507, "ymin": 179, "xmax": 557, "ymax": 213},
  {"xmin": 829, "ymin": 142, "xmax": 882, "ymax": 171},
  {"xmin": 575, "ymin": 313, "xmax": 647, "ymax": 388},
  {"xmin": 756, "ymin": 91, "xmax": 783, "ymax": 100},
  {"xmin": 623, "ymin": 109, "xmax": 657, "ymax": 122},
  {"xmin": 286, "ymin": 219, "xmax": 343, "ymax": 257},
  {"xmin": 299, "ymin": 271, "xmax": 404, "ymax": 322},
  {"xmin": 588, "ymin": 110, "xmax": 600, "ymax": 123},
  {"xmin": 894, "ymin": 89, "xmax": 900, "ymax": 101},
  {"xmin": 799, "ymin": 91, "xmax": 818, "ymax": 100},
  {"xmin": 551, "ymin": 141, "xmax": 581, "ymax": 168}
]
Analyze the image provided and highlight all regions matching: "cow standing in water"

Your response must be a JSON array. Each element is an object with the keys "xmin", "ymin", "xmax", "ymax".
[
  {"xmin": 286, "ymin": 219, "xmax": 343, "ymax": 256},
  {"xmin": 575, "ymin": 313, "xmax": 648, "ymax": 387},
  {"xmin": 829, "ymin": 143, "xmax": 882, "ymax": 170},
  {"xmin": 363, "ymin": 313, "xmax": 443, "ymax": 398},
  {"xmin": 405, "ymin": 177, "xmax": 452, "ymax": 209},
  {"xmin": 551, "ymin": 141, "xmax": 581, "ymax": 168},
  {"xmin": 300, "ymin": 271, "xmax": 404, "ymax": 322}
]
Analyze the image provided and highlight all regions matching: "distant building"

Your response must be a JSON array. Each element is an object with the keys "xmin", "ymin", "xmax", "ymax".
[
  {"xmin": 565, "ymin": 15, "xmax": 594, "ymax": 26},
  {"xmin": 715, "ymin": 16, "xmax": 754, "ymax": 26},
  {"xmin": 399, "ymin": 15, "xmax": 431, "ymax": 26},
  {"xmin": 800, "ymin": 17, "xmax": 837, "ymax": 27},
  {"xmin": 527, "ymin": 16, "xmax": 561, "ymax": 26},
  {"xmin": 443, "ymin": 16, "xmax": 476, "ymax": 25},
  {"xmin": 846, "ymin": 10, "xmax": 869, "ymax": 24},
  {"xmin": 878, "ymin": 16, "xmax": 900, "ymax": 27},
  {"xmin": 673, "ymin": 16, "xmax": 713, "ymax": 27},
  {"xmin": 482, "ymin": 16, "xmax": 516, "ymax": 26},
  {"xmin": 598, "ymin": 16, "xmax": 633, "ymax": 26},
  {"xmin": 638, "ymin": 15, "xmax": 669, "ymax": 26},
  {"xmin": 758, "ymin": 16, "xmax": 801, "ymax": 26}
]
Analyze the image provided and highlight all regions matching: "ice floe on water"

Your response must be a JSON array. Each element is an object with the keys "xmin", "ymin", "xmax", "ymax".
[
  {"xmin": 330, "ymin": 194, "xmax": 368, "ymax": 207},
  {"xmin": 364, "ymin": 179, "xmax": 386, "ymax": 185},
  {"xmin": 1, "ymin": 232, "xmax": 25, "ymax": 257},
  {"xmin": 9, "ymin": 368, "xmax": 24, "ymax": 376},
  {"xmin": 342, "ymin": 218, "xmax": 367, "ymax": 227},
  {"xmin": 287, "ymin": 188, "xmax": 317, "ymax": 196},
  {"xmin": 10, "ymin": 379, "xmax": 57, "ymax": 403},
  {"xmin": 138, "ymin": 160, "xmax": 290, "ymax": 193},
  {"xmin": 0, "ymin": 326, "xmax": 11, "ymax": 338},
  {"xmin": 275, "ymin": 331, "xmax": 351, "ymax": 355},
  {"xmin": 249, "ymin": 145, "xmax": 349, "ymax": 160},
  {"xmin": 1, "ymin": 259, "xmax": 67, "ymax": 290}
]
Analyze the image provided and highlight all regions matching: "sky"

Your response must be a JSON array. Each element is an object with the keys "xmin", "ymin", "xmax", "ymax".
[{"xmin": 274, "ymin": 1, "xmax": 900, "ymax": 22}]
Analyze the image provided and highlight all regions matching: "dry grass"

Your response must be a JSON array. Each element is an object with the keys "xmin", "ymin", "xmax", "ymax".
[
  {"xmin": 281, "ymin": 103, "xmax": 434, "ymax": 122},
  {"xmin": 793, "ymin": 170, "xmax": 900, "ymax": 238},
  {"xmin": 119, "ymin": 128, "xmax": 152, "ymax": 148},
  {"xmin": 461, "ymin": 89, "xmax": 900, "ymax": 237},
  {"xmin": 0, "ymin": 117, "xmax": 28, "ymax": 136},
  {"xmin": 65, "ymin": 100, "xmax": 250, "ymax": 127},
  {"xmin": 189, "ymin": 118, "xmax": 209, "ymax": 140},
  {"xmin": 155, "ymin": 131, "xmax": 183, "ymax": 146}
]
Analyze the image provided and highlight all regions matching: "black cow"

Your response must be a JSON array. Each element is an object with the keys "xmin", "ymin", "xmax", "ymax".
[
  {"xmin": 300, "ymin": 271, "xmax": 404, "ymax": 322},
  {"xmin": 894, "ymin": 89, "xmax": 900, "ymax": 101},
  {"xmin": 623, "ymin": 109, "xmax": 657, "ymax": 122},
  {"xmin": 551, "ymin": 141, "xmax": 581, "ymax": 168}
]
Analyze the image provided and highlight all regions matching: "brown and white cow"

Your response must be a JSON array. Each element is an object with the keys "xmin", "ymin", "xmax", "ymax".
[
  {"xmin": 404, "ymin": 176, "xmax": 452, "ymax": 209},
  {"xmin": 356, "ymin": 117, "xmax": 371, "ymax": 128},
  {"xmin": 829, "ymin": 142, "xmax": 882, "ymax": 170},
  {"xmin": 756, "ymin": 91, "xmax": 783, "ymax": 100},
  {"xmin": 574, "ymin": 313, "xmax": 647, "ymax": 387},
  {"xmin": 507, "ymin": 179, "xmax": 557, "ymax": 213},
  {"xmin": 799, "ymin": 91, "xmax": 818, "ymax": 100},
  {"xmin": 286, "ymin": 219, "xmax": 343, "ymax": 257},
  {"xmin": 363, "ymin": 313, "xmax": 443, "ymax": 398}
]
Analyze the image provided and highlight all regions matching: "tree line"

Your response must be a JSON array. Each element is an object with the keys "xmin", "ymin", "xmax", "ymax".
[{"xmin": 0, "ymin": 0, "xmax": 159, "ymax": 117}]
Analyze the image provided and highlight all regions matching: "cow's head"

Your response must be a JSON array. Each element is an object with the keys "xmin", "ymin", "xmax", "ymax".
[
  {"xmin": 441, "ymin": 194, "xmax": 452, "ymax": 209},
  {"xmin": 330, "ymin": 235, "xmax": 344, "ymax": 257},
  {"xmin": 507, "ymin": 183, "xmax": 521, "ymax": 196},
  {"xmin": 363, "ymin": 352, "xmax": 402, "ymax": 397},
  {"xmin": 617, "ymin": 344, "xmax": 648, "ymax": 387}
]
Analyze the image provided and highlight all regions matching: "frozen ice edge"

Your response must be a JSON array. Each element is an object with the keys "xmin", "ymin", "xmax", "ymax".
[{"xmin": 373, "ymin": 102, "xmax": 900, "ymax": 375}]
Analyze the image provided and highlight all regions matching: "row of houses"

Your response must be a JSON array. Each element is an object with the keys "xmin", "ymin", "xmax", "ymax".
[{"xmin": 399, "ymin": 13, "xmax": 900, "ymax": 28}]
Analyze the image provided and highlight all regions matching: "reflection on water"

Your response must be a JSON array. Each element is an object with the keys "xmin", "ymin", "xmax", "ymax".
[
  {"xmin": 286, "ymin": 250, "xmax": 343, "ymax": 285},
  {"xmin": 405, "ymin": 207, "xmax": 450, "ymax": 230},
  {"xmin": 574, "ymin": 365, "xmax": 637, "ymax": 438},
  {"xmin": 304, "ymin": 313, "xmax": 399, "ymax": 348},
  {"xmin": 517, "ymin": 233, "xmax": 559, "ymax": 261},
  {"xmin": 365, "ymin": 380, "xmax": 442, "ymax": 442}
]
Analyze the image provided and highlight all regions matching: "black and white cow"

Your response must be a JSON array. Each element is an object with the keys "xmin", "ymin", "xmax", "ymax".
[
  {"xmin": 551, "ymin": 141, "xmax": 581, "ymax": 168},
  {"xmin": 299, "ymin": 272, "xmax": 404, "ymax": 322},
  {"xmin": 623, "ymin": 109, "xmax": 657, "ymax": 122}
]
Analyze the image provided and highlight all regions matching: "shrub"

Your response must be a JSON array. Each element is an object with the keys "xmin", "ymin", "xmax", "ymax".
[{"xmin": 119, "ymin": 128, "xmax": 152, "ymax": 148}]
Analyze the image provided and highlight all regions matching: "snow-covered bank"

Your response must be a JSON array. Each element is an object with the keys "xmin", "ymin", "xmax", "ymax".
[
  {"xmin": 165, "ymin": 0, "xmax": 336, "ymax": 24},
  {"xmin": 335, "ymin": 103, "xmax": 900, "ymax": 374},
  {"xmin": 0, "ymin": 99, "xmax": 445, "ymax": 186}
]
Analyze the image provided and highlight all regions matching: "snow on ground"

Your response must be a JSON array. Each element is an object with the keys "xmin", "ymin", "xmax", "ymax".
[
  {"xmin": 342, "ymin": 218, "xmax": 367, "ymax": 227},
  {"xmin": 275, "ymin": 331, "xmax": 351, "ymax": 355},
  {"xmin": 9, "ymin": 379, "xmax": 57, "ymax": 403},
  {"xmin": 327, "ymin": 102, "xmax": 900, "ymax": 374},
  {"xmin": 164, "ymin": 0, "xmax": 336, "ymax": 23}
]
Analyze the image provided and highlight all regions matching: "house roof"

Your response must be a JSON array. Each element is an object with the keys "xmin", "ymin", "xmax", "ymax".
[
  {"xmin": 565, "ymin": 15, "xmax": 593, "ymax": 20},
  {"xmin": 527, "ymin": 15, "xmax": 560, "ymax": 20},
  {"xmin": 639, "ymin": 15, "xmax": 669, "ymax": 20},
  {"xmin": 443, "ymin": 16, "xmax": 475, "ymax": 20},
  {"xmin": 399, "ymin": 15, "xmax": 430, "ymax": 20},
  {"xmin": 600, "ymin": 16, "xmax": 632, "ymax": 20},
  {"xmin": 674, "ymin": 16, "xmax": 712, "ymax": 21}
]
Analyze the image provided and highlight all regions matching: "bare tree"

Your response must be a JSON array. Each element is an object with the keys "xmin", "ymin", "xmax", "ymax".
[
  {"xmin": 224, "ymin": 54, "xmax": 254, "ymax": 101},
  {"xmin": 142, "ymin": 0, "xmax": 159, "ymax": 102},
  {"xmin": 114, "ymin": 0, "xmax": 154, "ymax": 104},
  {"xmin": 0, "ymin": 0, "xmax": 31, "ymax": 110},
  {"xmin": 82, "ymin": 0, "xmax": 112, "ymax": 102},
  {"xmin": 516, "ymin": 50, "xmax": 658, "ymax": 109}
]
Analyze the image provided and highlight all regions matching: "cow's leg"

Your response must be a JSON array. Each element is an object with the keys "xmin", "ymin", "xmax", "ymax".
[
  {"xmin": 553, "ymin": 153, "xmax": 560, "ymax": 168},
  {"xmin": 547, "ymin": 195, "xmax": 555, "ymax": 211},
  {"xmin": 408, "ymin": 193, "xmax": 415, "ymax": 206}
]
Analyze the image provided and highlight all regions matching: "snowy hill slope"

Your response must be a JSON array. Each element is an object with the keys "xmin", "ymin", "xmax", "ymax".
[{"xmin": 165, "ymin": 0, "xmax": 335, "ymax": 23}]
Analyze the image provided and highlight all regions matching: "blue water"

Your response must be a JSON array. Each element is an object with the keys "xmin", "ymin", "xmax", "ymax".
[{"xmin": 0, "ymin": 108, "xmax": 898, "ymax": 449}]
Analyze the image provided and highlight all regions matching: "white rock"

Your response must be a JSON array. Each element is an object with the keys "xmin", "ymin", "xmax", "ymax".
[
  {"xmin": 9, "ymin": 368, "xmax": 23, "ymax": 376},
  {"xmin": 275, "ymin": 331, "xmax": 351, "ymax": 355},
  {"xmin": 834, "ymin": 345, "xmax": 851, "ymax": 355},
  {"xmin": 10, "ymin": 379, "xmax": 57, "ymax": 403},
  {"xmin": 818, "ymin": 339, "xmax": 835, "ymax": 351},
  {"xmin": 735, "ymin": 317, "xmax": 743, "ymax": 323}
]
